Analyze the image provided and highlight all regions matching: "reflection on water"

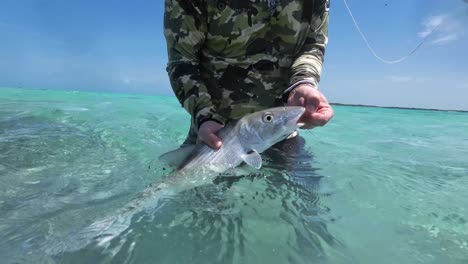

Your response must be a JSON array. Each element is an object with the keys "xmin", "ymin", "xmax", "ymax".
[{"xmin": 263, "ymin": 136, "xmax": 350, "ymax": 263}]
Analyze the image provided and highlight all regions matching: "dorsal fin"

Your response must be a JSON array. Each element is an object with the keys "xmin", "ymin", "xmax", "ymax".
[
  {"xmin": 158, "ymin": 121, "xmax": 238, "ymax": 169},
  {"xmin": 159, "ymin": 145, "xmax": 197, "ymax": 168}
]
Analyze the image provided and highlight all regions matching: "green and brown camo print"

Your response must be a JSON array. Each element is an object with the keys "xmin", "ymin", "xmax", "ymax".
[{"xmin": 164, "ymin": 0, "xmax": 329, "ymax": 144}]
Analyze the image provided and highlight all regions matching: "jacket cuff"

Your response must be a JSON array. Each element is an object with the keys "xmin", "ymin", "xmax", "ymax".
[
  {"xmin": 285, "ymin": 78, "xmax": 318, "ymax": 94},
  {"xmin": 195, "ymin": 107, "xmax": 226, "ymax": 130},
  {"xmin": 282, "ymin": 78, "xmax": 318, "ymax": 103}
]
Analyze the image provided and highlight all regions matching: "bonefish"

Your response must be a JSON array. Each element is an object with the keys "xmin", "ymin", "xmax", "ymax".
[{"xmin": 48, "ymin": 106, "xmax": 305, "ymax": 253}]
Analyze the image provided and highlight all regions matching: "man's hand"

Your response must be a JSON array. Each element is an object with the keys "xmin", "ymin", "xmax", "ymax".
[
  {"xmin": 198, "ymin": 120, "xmax": 224, "ymax": 150},
  {"xmin": 286, "ymin": 84, "xmax": 334, "ymax": 129}
]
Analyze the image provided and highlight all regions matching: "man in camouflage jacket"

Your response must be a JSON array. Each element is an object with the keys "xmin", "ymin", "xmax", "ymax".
[{"xmin": 164, "ymin": 0, "xmax": 334, "ymax": 148}]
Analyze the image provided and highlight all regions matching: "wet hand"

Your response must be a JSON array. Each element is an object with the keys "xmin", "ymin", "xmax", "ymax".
[
  {"xmin": 286, "ymin": 84, "xmax": 334, "ymax": 129},
  {"xmin": 198, "ymin": 120, "xmax": 224, "ymax": 150}
]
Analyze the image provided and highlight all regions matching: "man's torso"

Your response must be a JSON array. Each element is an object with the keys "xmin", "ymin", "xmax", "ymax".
[{"xmin": 197, "ymin": 0, "xmax": 320, "ymax": 119}]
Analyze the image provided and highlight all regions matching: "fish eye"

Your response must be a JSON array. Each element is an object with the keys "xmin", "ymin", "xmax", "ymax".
[{"xmin": 263, "ymin": 114, "xmax": 274, "ymax": 123}]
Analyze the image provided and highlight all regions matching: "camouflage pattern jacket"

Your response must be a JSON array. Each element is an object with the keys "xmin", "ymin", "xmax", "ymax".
[{"xmin": 164, "ymin": 0, "xmax": 329, "ymax": 142}]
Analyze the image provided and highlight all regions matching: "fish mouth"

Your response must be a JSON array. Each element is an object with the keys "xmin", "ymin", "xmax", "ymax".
[{"xmin": 284, "ymin": 106, "xmax": 306, "ymax": 128}]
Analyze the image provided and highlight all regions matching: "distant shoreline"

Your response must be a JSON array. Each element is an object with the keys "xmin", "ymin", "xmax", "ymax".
[
  {"xmin": 330, "ymin": 103, "xmax": 468, "ymax": 113},
  {"xmin": 1, "ymin": 86, "xmax": 467, "ymax": 113}
]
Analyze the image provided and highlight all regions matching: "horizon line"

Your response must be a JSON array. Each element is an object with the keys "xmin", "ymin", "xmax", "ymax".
[{"xmin": 1, "ymin": 86, "xmax": 467, "ymax": 113}]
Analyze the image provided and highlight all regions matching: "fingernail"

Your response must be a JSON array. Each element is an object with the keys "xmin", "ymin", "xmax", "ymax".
[{"xmin": 307, "ymin": 104, "xmax": 317, "ymax": 111}]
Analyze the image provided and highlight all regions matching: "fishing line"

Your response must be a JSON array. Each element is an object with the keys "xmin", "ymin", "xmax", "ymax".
[
  {"xmin": 342, "ymin": 0, "xmax": 466, "ymax": 64},
  {"xmin": 300, "ymin": 1, "xmax": 468, "ymax": 137}
]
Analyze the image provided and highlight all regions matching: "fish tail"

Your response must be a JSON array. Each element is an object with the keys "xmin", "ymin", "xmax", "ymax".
[{"xmin": 45, "ymin": 184, "xmax": 175, "ymax": 255}]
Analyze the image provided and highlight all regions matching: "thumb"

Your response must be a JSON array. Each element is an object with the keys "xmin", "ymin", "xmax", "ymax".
[
  {"xmin": 198, "ymin": 121, "xmax": 224, "ymax": 150},
  {"xmin": 203, "ymin": 132, "xmax": 222, "ymax": 150}
]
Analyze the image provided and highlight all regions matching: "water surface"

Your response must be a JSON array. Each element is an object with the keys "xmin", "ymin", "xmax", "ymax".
[{"xmin": 1, "ymin": 88, "xmax": 467, "ymax": 263}]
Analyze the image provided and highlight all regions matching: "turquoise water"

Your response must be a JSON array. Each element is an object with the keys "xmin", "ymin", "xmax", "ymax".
[{"xmin": 1, "ymin": 87, "xmax": 468, "ymax": 264}]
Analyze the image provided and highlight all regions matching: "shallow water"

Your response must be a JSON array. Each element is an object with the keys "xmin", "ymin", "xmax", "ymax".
[{"xmin": 1, "ymin": 88, "xmax": 467, "ymax": 264}]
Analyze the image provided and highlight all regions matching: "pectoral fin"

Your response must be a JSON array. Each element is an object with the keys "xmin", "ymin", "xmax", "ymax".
[{"xmin": 241, "ymin": 150, "xmax": 262, "ymax": 169}]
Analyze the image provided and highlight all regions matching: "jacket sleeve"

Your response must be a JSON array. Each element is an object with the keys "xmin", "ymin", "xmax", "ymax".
[
  {"xmin": 286, "ymin": 1, "xmax": 329, "ymax": 93},
  {"xmin": 164, "ymin": 0, "xmax": 225, "ymax": 129}
]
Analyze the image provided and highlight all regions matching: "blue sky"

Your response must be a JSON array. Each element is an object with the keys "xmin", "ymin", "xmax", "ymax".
[{"xmin": 0, "ymin": 0, "xmax": 467, "ymax": 110}]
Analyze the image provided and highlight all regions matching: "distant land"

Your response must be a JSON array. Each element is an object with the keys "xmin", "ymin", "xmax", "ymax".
[
  {"xmin": 1, "ymin": 86, "xmax": 467, "ymax": 113},
  {"xmin": 330, "ymin": 103, "xmax": 468, "ymax": 113}
]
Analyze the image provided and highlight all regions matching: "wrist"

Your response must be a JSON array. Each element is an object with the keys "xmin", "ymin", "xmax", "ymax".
[
  {"xmin": 285, "ymin": 79, "xmax": 318, "ymax": 93},
  {"xmin": 199, "ymin": 118, "xmax": 224, "ymax": 128},
  {"xmin": 283, "ymin": 79, "xmax": 318, "ymax": 103},
  {"xmin": 283, "ymin": 85, "xmax": 317, "ymax": 104},
  {"xmin": 197, "ymin": 112, "xmax": 225, "ymax": 130}
]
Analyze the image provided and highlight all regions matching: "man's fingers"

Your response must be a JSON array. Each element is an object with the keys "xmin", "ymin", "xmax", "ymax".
[
  {"xmin": 298, "ymin": 96, "xmax": 306, "ymax": 107},
  {"xmin": 204, "ymin": 133, "xmax": 222, "ymax": 150},
  {"xmin": 298, "ymin": 106, "xmax": 333, "ymax": 129},
  {"xmin": 199, "ymin": 132, "xmax": 222, "ymax": 150},
  {"xmin": 298, "ymin": 115, "xmax": 326, "ymax": 129},
  {"xmin": 198, "ymin": 121, "xmax": 224, "ymax": 150},
  {"xmin": 310, "ymin": 113, "xmax": 330, "ymax": 127},
  {"xmin": 287, "ymin": 85, "xmax": 333, "ymax": 129},
  {"xmin": 316, "ymin": 106, "xmax": 334, "ymax": 119},
  {"xmin": 306, "ymin": 95, "xmax": 320, "ymax": 112},
  {"xmin": 287, "ymin": 94, "xmax": 305, "ymax": 107}
]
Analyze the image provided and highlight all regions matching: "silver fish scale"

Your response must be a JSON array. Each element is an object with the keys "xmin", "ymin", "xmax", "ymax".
[{"xmin": 182, "ymin": 129, "xmax": 246, "ymax": 171}]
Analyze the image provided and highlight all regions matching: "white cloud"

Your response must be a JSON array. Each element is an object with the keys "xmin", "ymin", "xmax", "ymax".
[
  {"xmin": 418, "ymin": 13, "xmax": 463, "ymax": 45},
  {"xmin": 418, "ymin": 15, "xmax": 445, "ymax": 38},
  {"xmin": 431, "ymin": 34, "xmax": 458, "ymax": 45}
]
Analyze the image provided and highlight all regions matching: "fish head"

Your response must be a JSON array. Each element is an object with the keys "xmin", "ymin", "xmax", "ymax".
[{"xmin": 237, "ymin": 106, "xmax": 305, "ymax": 153}]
